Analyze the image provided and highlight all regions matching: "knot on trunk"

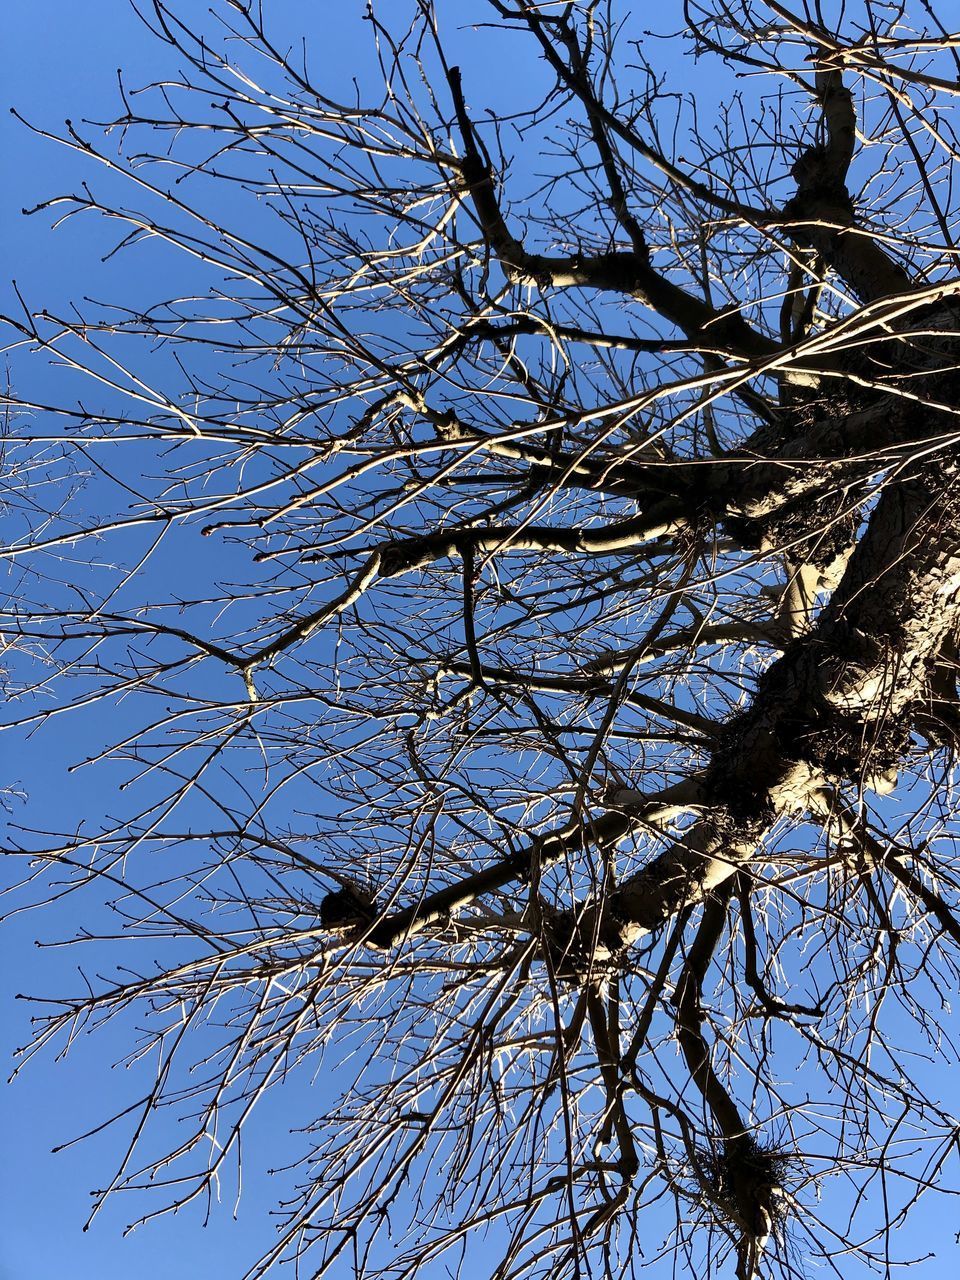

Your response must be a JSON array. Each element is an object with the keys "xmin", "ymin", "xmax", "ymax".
[
  {"xmin": 319, "ymin": 881, "xmax": 376, "ymax": 931},
  {"xmin": 537, "ymin": 900, "xmax": 623, "ymax": 982}
]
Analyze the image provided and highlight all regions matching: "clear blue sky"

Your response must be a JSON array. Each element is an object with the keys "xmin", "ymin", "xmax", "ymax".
[
  {"xmin": 3, "ymin": 9, "xmax": 250, "ymax": 1277},
  {"xmin": 0, "ymin": 6, "xmax": 545, "ymax": 1278},
  {"xmin": 1, "ymin": 7, "xmax": 359, "ymax": 1277}
]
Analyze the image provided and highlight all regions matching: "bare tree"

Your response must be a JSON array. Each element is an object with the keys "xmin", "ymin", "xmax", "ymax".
[{"xmin": 7, "ymin": 1, "xmax": 960, "ymax": 1276}]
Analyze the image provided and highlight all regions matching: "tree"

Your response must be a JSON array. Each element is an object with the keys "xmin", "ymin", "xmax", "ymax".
[{"xmin": 6, "ymin": 0, "xmax": 960, "ymax": 1275}]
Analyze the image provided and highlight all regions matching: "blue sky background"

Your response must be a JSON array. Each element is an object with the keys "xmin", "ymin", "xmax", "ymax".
[
  {"xmin": 4, "ymin": 4, "xmax": 960, "ymax": 1279},
  {"xmin": 3, "ymin": 2, "xmax": 229, "ymax": 1267},
  {"xmin": 1, "ymin": 6, "xmax": 358, "ymax": 1277},
  {"xmin": 0, "ymin": 6, "xmax": 554, "ymax": 1278}
]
